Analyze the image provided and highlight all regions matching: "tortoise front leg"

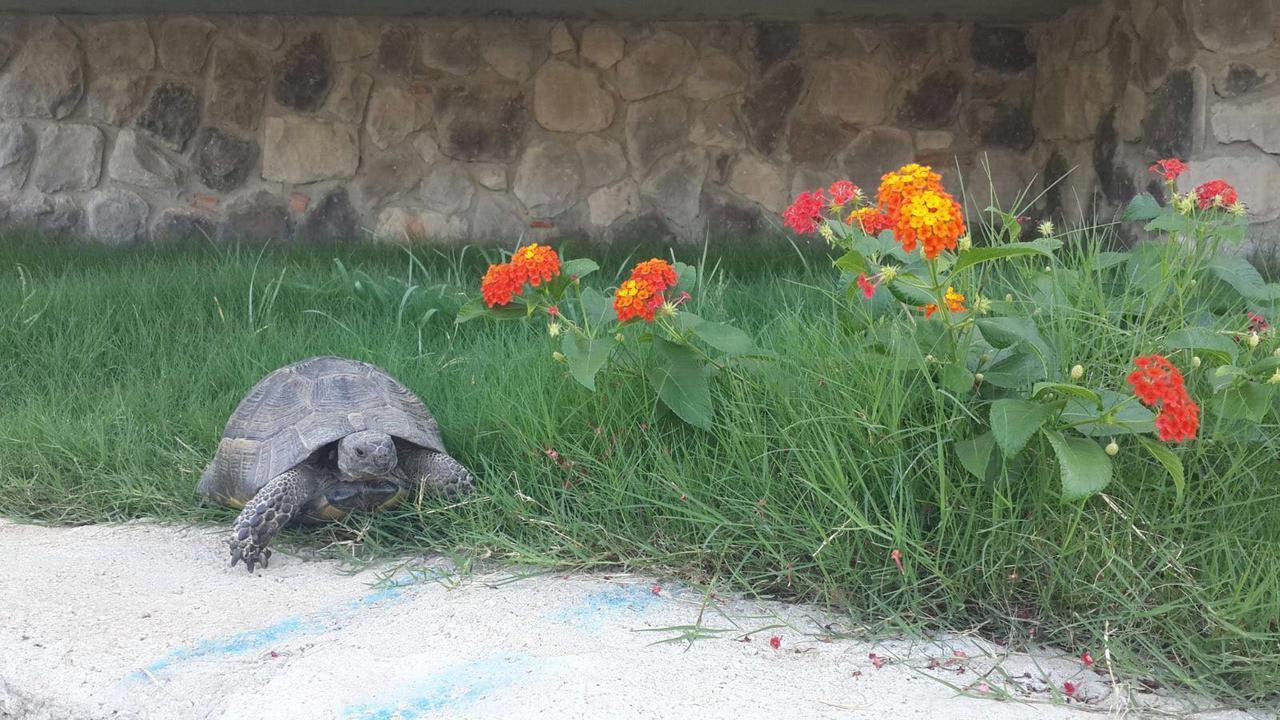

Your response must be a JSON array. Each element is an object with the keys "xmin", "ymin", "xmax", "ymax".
[
  {"xmin": 229, "ymin": 466, "xmax": 320, "ymax": 572},
  {"xmin": 400, "ymin": 448, "xmax": 476, "ymax": 500}
]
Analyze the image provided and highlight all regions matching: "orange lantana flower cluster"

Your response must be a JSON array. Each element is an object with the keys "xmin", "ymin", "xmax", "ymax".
[
  {"xmin": 878, "ymin": 164, "xmax": 965, "ymax": 260},
  {"xmin": 615, "ymin": 258, "xmax": 678, "ymax": 323},
  {"xmin": 1127, "ymin": 354, "xmax": 1200, "ymax": 443},
  {"xmin": 480, "ymin": 243, "xmax": 562, "ymax": 307}
]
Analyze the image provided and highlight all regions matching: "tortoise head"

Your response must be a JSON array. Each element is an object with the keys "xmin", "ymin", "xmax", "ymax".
[{"xmin": 337, "ymin": 430, "xmax": 399, "ymax": 480}]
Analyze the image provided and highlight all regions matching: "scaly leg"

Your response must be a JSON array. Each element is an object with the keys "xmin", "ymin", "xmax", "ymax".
[
  {"xmin": 229, "ymin": 466, "xmax": 320, "ymax": 572},
  {"xmin": 400, "ymin": 448, "xmax": 476, "ymax": 499}
]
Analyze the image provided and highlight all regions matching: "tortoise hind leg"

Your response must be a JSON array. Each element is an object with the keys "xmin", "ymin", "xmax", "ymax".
[{"xmin": 229, "ymin": 466, "xmax": 321, "ymax": 572}]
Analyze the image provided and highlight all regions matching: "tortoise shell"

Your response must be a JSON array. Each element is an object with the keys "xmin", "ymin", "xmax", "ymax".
[{"xmin": 196, "ymin": 356, "xmax": 444, "ymax": 505}]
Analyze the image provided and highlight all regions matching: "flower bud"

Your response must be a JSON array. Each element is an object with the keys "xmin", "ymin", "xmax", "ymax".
[
  {"xmin": 974, "ymin": 373, "xmax": 984, "ymax": 383},
  {"xmin": 958, "ymin": 235, "xmax": 973, "ymax": 252},
  {"xmin": 1192, "ymin": 356, "xmax": 1202, "ymax": 368},
  {"xmin": 1043, "ymin": 265, "xmax": 1052, "ymax": 273},
  {"xmin": 615, "ymin": 333, "xmax": 626, "ymax": 343},
  {"xmin": 819, "ymin": 223, "xmax": 836, "ymax": 243},
  {"xmin": 1005, "ymin": 293, "xmax": 1014, "ymax": 302},
  {"xmin": 1038, "ymin": 220, "xmax": 1055, "ymax": 238},
  {"xmin": 658, "ymin": 302, "xmax": 678, "ymax": 319},
  {"xmin": 548, "ymin": 322, "xmax": 562, "ymax": 337},
  {"xmin": 1105, "ymin": 440, "xmax": 1119, "ymax": 457},
  {"xmin": 1269, "ymin": 369, "xmax": 1280, "ymax": 386},
  {"xmin": 879, "ymin": 265, "xmax": 900, "ymax": 283},
  {"xmin": 924, "ymin": 354, "xmax": 936, "ymax": 363},
  {"xmin": 1248, "ymin": 331, "xmax": 1261, "ymax": 348},
  {"xmin": 1070, "ymin": 364, "xmax": 1084, "ymax": 380},
  {"xmin": 552, "ymin": 351, "xmax": 566, "ymax": 362}
]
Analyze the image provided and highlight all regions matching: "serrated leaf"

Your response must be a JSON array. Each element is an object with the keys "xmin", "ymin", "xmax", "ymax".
[
  {"xmin": 579, "ymin": 287, "xmax": 615, "ymax": 329},
  {"xmin": 1042, "ymin": 430, "xmax": 1113, "ymax": 501},
  {"xmin": 1145, "ymin": 213, "xmax": 1196, "ymax": 235},
  {"xmin": 649, "ymin": 338, "xmax": 713, "ymax": 430},
  {"xmin": 692, "ymin": 319, "xmax": 755, "ymax": 356},
  {"xmin": 951, "ymin": 239, "xmax": 1062, "ymax": 273},
  {"xmin": 455, "ymin": 298, "xmax": 527, "ymax": 324},
  {"xmin": 1164, "ymin": 327, "xmax": 1238, "ymax": 363},
  {"xmin": 940, "ymin": 363, "xmax": 975, "ymax": 394},
  {"xmin": 1137, "ymin": 436, "xmax": 1185, "ymax": 506},
  {"xmin": 955, "ymin": 432, "xmax": 996, "ymax": 481},
  {"xmin": 981, "ymin": 351, "xmax": 1048, "ymax": 389},
  {"xmin": 834, "ymin": 249, "xmax": 870, "ymax": 277},
  {"xmin": 1209, "ymin": 255, "xmax": 1279, "ymax": 301},
  {"xmin": 561, "ymin": 332, "xmax": 614, "ymax": 391},
  {"xmin": 886, "ymin": 281, "xmax": 936, "ymax": 307},
  {"xmin": 1210, "ymin": 381, "xmax": 1275, "ymax": 421},
  {"xmin": 1032, "ymin": 382, "xmax": 1103, "ymax": 409},
  {"xmin": 561, "ymin": 258, "xmax": 599, "ymax": 280},
  {"xmin": 1123, "ymin": 193, "xmax": 1163, "ymax": 222},
  {"xmin": 991, "ymin": 399, "xmax": 1054, "ymax": 457}
]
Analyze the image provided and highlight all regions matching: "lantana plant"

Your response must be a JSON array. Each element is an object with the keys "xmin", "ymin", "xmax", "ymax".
[
  {"xmin": 457, "ymin": 245, "xmax": 760, "ymax": 429},
  {"xmin": 782, "ymin": 160, "xmax": 1276, "ymax": 501}
]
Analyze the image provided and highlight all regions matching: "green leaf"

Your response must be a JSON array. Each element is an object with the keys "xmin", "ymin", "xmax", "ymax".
[
  {"xmin": 885, "ymin": 280, "xmax": 936, "ymax": 307},
  {"xmin": 578, "ymin": 287, "xmax": 615, "ymax": 329},
  {"xmin": 981, "ymin": 351, "xmax": 1048, "ymax": 389},
  {"xmin": 648, "ymin": 338, "xmax": 713, "ymax": 430},
  {"xmin": 454, "ymin": 298, "xmax": 527, "ymax": 324},
  {"xmin": 1061, "ymin": 389, "xmax": 1156, "ymax": 437},
  {"xmin": 691, "ymin": 319, "xmax": 756, "ymax": 356},
  {"xmin": 951, "ymin": 239, "xmax": 1062, "ymax": 273},
  {"xmin": 1042, "ymin": 430, "xmax": 1113, "ymax": 501},
  {"xmin": 1209, "ymin": 255, "xmax": 1279, "ymax": 301},
  {"xmin": 561, "ymin": 332, "xmax": 613, "ymax": 391},
  {"xmin": 1032, "ymin": 382, "xmax": 1103, "ymax": 409},
  {"xmin": 1210, "ymin": 382, "xmax": 1275, "ymax": 422},
  {"xmin": 955, "ymin": 432, "xmax": 996, "ymax": 481},
  {"xmin": 1164, "ymin": 327, "xmax": 1238, "ymax": 364},
  {"xmin": 561, "ymin": 258, "xmax": 599, "ymax": 280},
  {"xmin": 991, "ymin": 399, "xmax": 1054, "ymax": 457},
  {"xmin": 1137, "ymin": 436, "xmax": 1185, "ymax": 506},
  {"xmin": 454, "ymin": 298, "xmax": 488, "ymax": 324},
  {"xmin": 976, "ymin": 317, "xmax": 1051, "ymax": 361},
  {"xmin": 834, "ymin": 249, "xmax": 870, "ymax": 277},
  {"xmin": 1093, "ymin": 251, "xmax": 1129, "ymax": 270},
  {"xmin": 1123, "ymin": 193, "xmax": 1163, "ymax": 222},
  {"xmin": 673, "ymin": 261, "xmax": 698, "ymax": 294},
  {"xmin": 1145, "ymin": 213, "xmax": 1196, "ymax": 235},
  {"xmin": 940, "ymin": 364, "xmax": 975, "ymax": 394}
]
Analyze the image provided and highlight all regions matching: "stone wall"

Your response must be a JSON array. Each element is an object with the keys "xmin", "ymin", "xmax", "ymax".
[
  {"xmin": 1031, "ymin": 0, "xmax": 1280, "ymax": 242},
  {"xmin": 0, "ymin": 4, "xmax": 1276, "ymax": 246},
  {"xmin": 0, "ymin": 14, "xmax": 1048, "ymax": 244}
]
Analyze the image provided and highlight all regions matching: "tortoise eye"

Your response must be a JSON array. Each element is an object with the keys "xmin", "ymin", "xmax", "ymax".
[{"xmin": 355, "ymin": 448, "xmax": 365, "ymax": 457}]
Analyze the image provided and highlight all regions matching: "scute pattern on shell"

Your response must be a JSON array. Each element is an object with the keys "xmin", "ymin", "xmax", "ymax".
[{"xmin": 198, "ymin": 356, "xmax": 444, "ymax": 503}]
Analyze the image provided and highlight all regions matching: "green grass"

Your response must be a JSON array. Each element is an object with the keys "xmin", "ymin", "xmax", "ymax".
[{"xmin": 1, "ymin": 231, "xmax": 1277, "ymax": 706}]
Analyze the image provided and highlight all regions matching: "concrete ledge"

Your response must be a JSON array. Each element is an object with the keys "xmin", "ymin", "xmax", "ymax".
[{"xmin": 0, "ymin": 0, "xmax": 1097, "ymax": 22}]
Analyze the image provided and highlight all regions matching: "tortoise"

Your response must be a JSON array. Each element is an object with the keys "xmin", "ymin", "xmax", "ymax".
[{"xmin": 197, "ymin": 356, "xmax": 475, "ymax": 572}]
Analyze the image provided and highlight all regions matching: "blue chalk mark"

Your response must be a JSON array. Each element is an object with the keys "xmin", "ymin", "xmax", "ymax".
[
  {"xmin": 131, "ymin": 584, "xmax": 409, "ymax": 680},
  {"xmin": 546, "ymin": 584, "xmax": 661, "ymax": 631},
  {"xmin": 343, "ymin": 655, "xmax": 539, "ymax": 720}
]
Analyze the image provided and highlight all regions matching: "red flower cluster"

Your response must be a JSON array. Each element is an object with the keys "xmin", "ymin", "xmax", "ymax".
[
  {"xmin": 1248, "ymin": 311, "xmax": 1270, "ymax": 334},
  {"xmin": 1127, "ymin": 354, "xmax": 1200, "ymax": 443},
  {"xmin": 827, "ymin": 180, "xmax": 859, "ymax": 207},
  {"xmin": 848, "ymin": 207, "xmax": 893, "ymax": 236},
  {"xmin": 783, "ymin": 190, "xmax": 826, "ymax": 234},
  {"xmin": 1195, "ymin": 179, "xmax": 1238, "ymax": 210},
  {"xmin": 630, "ymin": 258, "xmax": 678, "ymax": 293},
  {"xmin": 1149, "ymin": 158, "xmax": 1187, "ymax": 182},
  {"xmin": 480, "ymin": 244, "xmax": 562, "ymax": 307},
  {"xmin": 512, "ymin": 243, "xmax": 561, "ymax": 287},
  {"xmin": 614, "ymin": 258, "xmax": 679, "ymax": 323}
]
